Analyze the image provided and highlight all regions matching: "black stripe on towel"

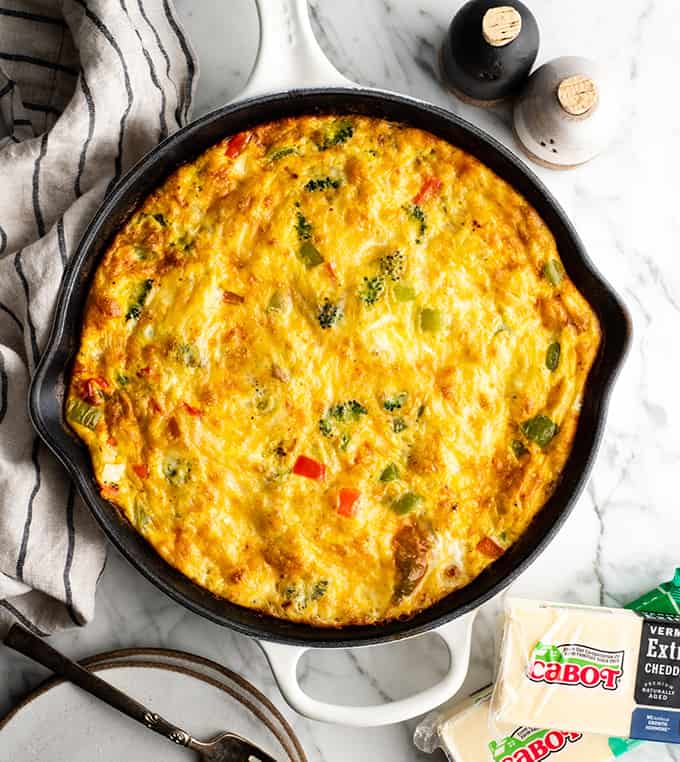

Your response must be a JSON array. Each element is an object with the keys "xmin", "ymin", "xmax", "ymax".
[
  {"xmin": 32, "ymin": 133, "xmax": 48, "ymax": 238},
  {"xmin": 0, "ymin": 52, "xmax": 77, "ymax": 76},
  {"xmin": 162, "ymin": 0, "xmax": 194, "ymax": 124},
  {"xmin": 75, "ymin": 74, "xmax": 95, "ymax": 198},
  {"xmin": 13, "ymin": 118, "xmax": 31, "ymax": 126},
  {"xmin": 23, "ymin": 102, "xmax": 62, "ymax": 116},
  {"xmin": 0, "ymin": 80, "xmax": 14, "ymax": 98},
  {"xmin": 14, "ymin": 251, "xmax": 39, "ymax": 363},
  {"xmin": 120, "ymin": 0, "xmax": 167, "ymax": 141},
  {"xmin": 15, "ymin": 437, "xmax": 41, "ymax": 581},
  {"xmin": 0, "ymin": 223, "xmax": 6, "ymax": 255},
  {"xmin": 0, "ymin": 352, "xmax": 7, "ymax": 424},
  {"xmin": 0, "ymin": 600, "xmax": 48, "ymax": 637},
  {"xmin": 56, "ymin": 218, "xmax": 67, "ymax": 267},
  {"xmin": 137, "ymin": 0, "xmax": 177, "ymax": 122},
  {"xmin": 0, "ymin": 8, "xmax": 67, "ymax": 27},
  {"xmin": 0, "ymin": 301, "xmax": 22, "ymax": 332},
  {"xmin": 74, "ymin": 0, "xmax": 134, "ymax": 195},
  {"xmin": 63, "ymin": 483, "xmax": 82, "ymax": 625}
]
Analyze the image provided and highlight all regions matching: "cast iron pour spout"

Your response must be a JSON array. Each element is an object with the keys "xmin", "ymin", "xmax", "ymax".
[{"xmin": 4, "ymin": 624, "xmax": 277, "ymax": 762}]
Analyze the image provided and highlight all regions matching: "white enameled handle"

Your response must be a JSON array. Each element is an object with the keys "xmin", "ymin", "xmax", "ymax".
[
  {"xmin": 259, "ymin": 611, "xmax": 476, "ymax": 726},
  {"xmin": 239, "ymin": 0, "xmax": 354, "ymax": 100}
]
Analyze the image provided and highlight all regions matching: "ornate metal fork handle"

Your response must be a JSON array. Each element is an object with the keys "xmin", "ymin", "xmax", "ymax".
[{"xmin": 4, "ymin": 624, "xmax": 197, "ymax": 750}]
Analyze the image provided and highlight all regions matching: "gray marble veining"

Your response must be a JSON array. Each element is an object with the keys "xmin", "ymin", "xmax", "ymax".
[{"xmin": 2, "ymin": 1, "xmax": 680, "ymax": 759}]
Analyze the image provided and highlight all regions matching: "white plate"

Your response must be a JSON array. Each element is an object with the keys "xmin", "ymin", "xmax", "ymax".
[{"xmin": 0, "ymin": 648, "xmax": 306, "ymax": 762}]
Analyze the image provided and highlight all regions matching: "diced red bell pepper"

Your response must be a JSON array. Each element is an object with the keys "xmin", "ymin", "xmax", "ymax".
[
  {"xmin": 412, "ymin": 176, "xmax": 442, "ymax": 205},
  {"xmin": 132, "ymin": 464, "xmax": 149, "ymax": 479},
  {"xmin": 225, "ymin": 132, "xmax": 249, "ymax": 158},
  {"xmin": 183, "ymin": 402, "xmax": 203, "ymax": 417},
  {"xmin": 292, "ymin": 454, "xmax": 326, "ymax": 480},
  {"xmin": 223, "ymin": 290, "xmax": 245, "ymax": 304},
  {"xmin": 325, "ymin": 261, "xmax": 337, "ymax": 280},
  {"xmin": 101, "ymin": 484, "xmax": 119, "ymax": 500},
  {"xmin": 81, "ymin": 376, "xmax": 109, "ymax": 405},
  {"xmin": 337, "ymin": 487, "xmax": 360, "ymax": 517},
  {"xmin": 476, "ymin": 536, "xmax": 504, "ymax": 559},
  {"xmin": 149, "ymin": 398, "xmax": 163, "ymax": 414}
]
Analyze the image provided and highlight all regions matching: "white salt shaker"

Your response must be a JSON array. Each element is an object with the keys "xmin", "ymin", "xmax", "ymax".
[{"xmin": 513, "ymin": 56, "xmax": 618, "ymax": 169}]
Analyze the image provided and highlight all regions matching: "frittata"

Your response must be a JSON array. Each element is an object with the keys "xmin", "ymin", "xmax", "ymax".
[{"xmin": 67, "ymin": 115, "xmax": 601, "ymax": 626}]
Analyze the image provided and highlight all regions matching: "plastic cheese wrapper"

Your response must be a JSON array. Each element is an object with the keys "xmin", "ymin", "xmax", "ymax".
[
  {"xmin": 492, "ymin": 596, "xmax": 680, "ymax": 744},
  {"xmin": 414, "ymin": 684, "xmax": 639, "ymax": 762}
]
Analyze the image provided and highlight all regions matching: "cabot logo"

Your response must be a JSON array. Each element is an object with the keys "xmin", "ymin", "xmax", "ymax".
[
  {"xmin": 489, "ymin": 727, "xmax": 582, "ymax": 762},
  {"xmin": 528, "ymin": 641, "xmax": 624, "ymax": 691}
]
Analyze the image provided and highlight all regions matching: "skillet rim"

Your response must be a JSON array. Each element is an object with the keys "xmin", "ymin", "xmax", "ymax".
[{"xmin": 28, "ymin": 87, "xmax": 631, "ymax": 647}]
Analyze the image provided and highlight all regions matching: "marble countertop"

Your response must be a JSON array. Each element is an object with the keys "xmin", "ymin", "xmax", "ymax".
[{"xmin": 3, "ymin": 1, "xmax": 679, "ymax": 760}]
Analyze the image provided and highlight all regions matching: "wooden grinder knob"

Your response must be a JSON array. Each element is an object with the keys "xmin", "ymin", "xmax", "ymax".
[
  {"xmin": 557, "ymin": 74, "xmax": 598, "ymax": 116},
  {"xmin": 482, "ymin": 6, "xmax": 522, "ymax": 47}
]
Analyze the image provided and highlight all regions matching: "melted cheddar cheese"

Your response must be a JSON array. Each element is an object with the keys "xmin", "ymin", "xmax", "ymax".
[{"xmin": 67, "ymin": 116, "xmax": 601, "ymax": 626}]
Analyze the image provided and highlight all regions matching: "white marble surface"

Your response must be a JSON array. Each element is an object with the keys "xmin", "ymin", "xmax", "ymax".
[{"xmin": 3, "ymin": 1, "xmax": 680, "ymax": 760}]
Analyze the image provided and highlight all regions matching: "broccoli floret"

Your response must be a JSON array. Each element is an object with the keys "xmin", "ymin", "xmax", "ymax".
[
  {"xmin": 320, "ymin": 400, "xmax": 366, "ymax": 436},
  {"xmin": 268, "ymin": 146, "xmax": 297, "ymax": 161},
  {"xmin": 317, "ymin": 298, "xmax": 343, "ymax": 329},
  {"xmin": 310, "ymin": 579, "xmax": 329, "ymax": 601},
  {"xmin": 379, "ymin": 250, "xmax": 405, "ymax": 281},
  {"xmin": 125, "ymin": 279, "xmax": 153, "ymax": 321},
  {"xmin": 330, "ymin": 400, "xmax": 367, "ymax": 422},
  {"xmin": 163, "ymin": 456, "xmax": 191, "ymax": 485},
  {"xmin": 405, "ymin": 204, "xmax": 426, "ymax": 243},
  {"xmin": 358, "ymin": 276, "xmax": 385, "ymax": 306},
  {"xmin": 383, "ymin": 392, "xmax": 407, "ymax": 412},
  {"xmin": 318, "ymin": 119, "xmax": 354, "ymax": 150},
  {"xmin": 392, "ymin": 417, "xmax": 408, "ymax": 433},
  {"xmin": 295, "ymin": 211, "xmax": 313, "ymax": 241},
  {"xmin": 319, "ymin": 418, "xmax": 334, "ymax": 437},
  {"xmin": 304, "ymin": 177, "xmax": 341, "ymax": 192}
]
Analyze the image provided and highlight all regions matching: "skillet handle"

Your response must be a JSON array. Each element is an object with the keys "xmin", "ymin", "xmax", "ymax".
[
  {"xmin": 259, "ymin": 611, "xmax": 476, "ymax": 726},
  {"xmin": 239, "ymin": 0, "xmax": 354, "ymax": 100}
]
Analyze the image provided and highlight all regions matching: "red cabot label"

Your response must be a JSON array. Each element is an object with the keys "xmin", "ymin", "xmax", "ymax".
[
  {"xmin": 490, "ymin": 728, "xmax": 582, "ymax": 762},
  {"xmin": 527, "ymin": 642, "xmax": 624, "ymax": 691}
]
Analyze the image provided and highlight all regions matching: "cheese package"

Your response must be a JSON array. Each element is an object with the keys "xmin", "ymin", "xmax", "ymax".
[
  {"xmin": 492, "ymin": 597, "xmax": 680, "ymax": 744},
  {"xmin": 414, "ymin": 684, "xmax": 639, "ymax": 762},
  {"xmin": 625, "ymin": 568, "xmax": 680, "ymax": 615}
]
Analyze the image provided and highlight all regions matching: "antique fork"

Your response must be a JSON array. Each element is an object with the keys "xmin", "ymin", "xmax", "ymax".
[{"xmin": 4, "ymin": 624, "xmax": 278, "ymax": 762}]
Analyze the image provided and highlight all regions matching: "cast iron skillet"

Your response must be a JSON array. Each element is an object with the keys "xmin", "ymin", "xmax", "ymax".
[{"xmin": 28, "ymin": 0, "xmax": 630, "ymax": 726}]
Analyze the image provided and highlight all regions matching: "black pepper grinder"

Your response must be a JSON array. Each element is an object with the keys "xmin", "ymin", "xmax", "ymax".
[{"xmin": 440, "ymin": 1, "xmax": 539, "ymax": 106}]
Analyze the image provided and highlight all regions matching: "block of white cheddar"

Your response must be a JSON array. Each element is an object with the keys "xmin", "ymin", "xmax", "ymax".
[
  {"xmin": 492, "ymin": 598, "xmax": 680, "ymax": 744},
  {"xmin": 415, "ymin": 684, "xmax": 640, "ymax": 761}
]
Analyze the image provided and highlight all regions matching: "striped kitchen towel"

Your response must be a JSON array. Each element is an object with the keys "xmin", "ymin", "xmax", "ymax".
[{"xmin": 0, "ymin": 0, "xmax": 197, "ymax": 636}]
